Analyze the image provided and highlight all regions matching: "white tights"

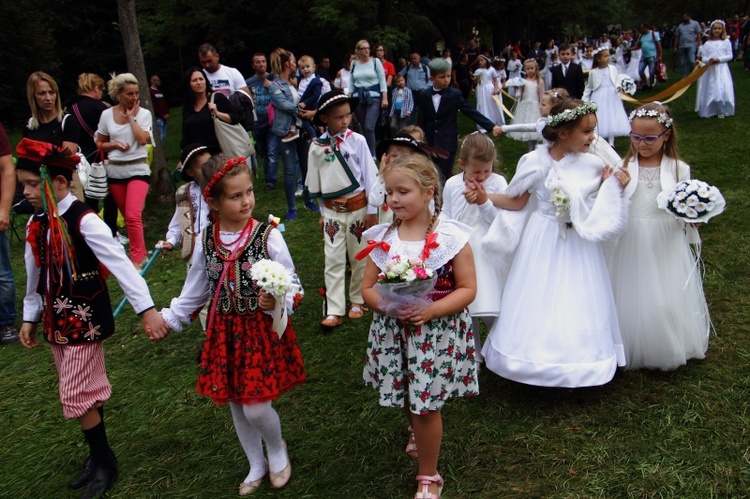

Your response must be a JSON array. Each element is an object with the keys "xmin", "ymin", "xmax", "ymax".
[
  {"xmin": 472, "ymin": 316, "xmax": 496, "ymax": 363},
  {"xmin": 229, "ymin": 401, "xmax": 288, "ymax": 483}
]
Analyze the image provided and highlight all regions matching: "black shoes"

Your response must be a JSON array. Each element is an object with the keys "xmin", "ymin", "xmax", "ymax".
[
  {"xmin": 68, "ymin": 456, "xmax": 95, "ymax": 489},
  {"xmin": 80, "ymin": 463, "xmax": 118, "ymax": 499}
]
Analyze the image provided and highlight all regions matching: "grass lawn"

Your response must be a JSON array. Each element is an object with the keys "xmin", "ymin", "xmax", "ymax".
[{"xmin": 1, "ymin": 59, "xmax": 749, "ymax": 498}]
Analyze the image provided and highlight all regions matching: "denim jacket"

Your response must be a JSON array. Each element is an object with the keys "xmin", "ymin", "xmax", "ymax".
[{"xmin": 268, "ymin": 78, "xmax": 298, "ymax": 137}]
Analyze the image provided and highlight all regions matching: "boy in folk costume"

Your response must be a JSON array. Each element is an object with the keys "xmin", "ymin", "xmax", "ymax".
[
  {"xmin": 306, "ymin": 90, "xmax": 378, "ymax": 328},
  {"xmin": 16, "ymin": 139, "xmax": 167, "ymax": 499},
  {"xmin": 158, "ymin": 143, "xmax": 215, "ymax": 330}
]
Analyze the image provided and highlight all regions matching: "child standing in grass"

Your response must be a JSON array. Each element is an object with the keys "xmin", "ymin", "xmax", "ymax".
[
  {"xmin": 440, "ymin": 133, "xmax": 507, "ymax": 361},
  {"xmin": 695, "ymin": 20, "xmax": 735, "ymax": 119},
  {"xmin": 357, "ymin": 154, "xmax": 478, "ymax": 499},
  {"xmin": 482, "ymin": 100, "xmax": 630, "ymax": 388},
  {"xmin": 159, "ymin": 155, "xmax": 305, "ymax": 495},
  {"xmin": 16, "ymin": 138, "xmax": 167, "ymax": 499},
  {"xmin": 606, "ymin": 103, "xmax": 710, "ymax": 370},
  {"xmin": 582, "ymin": 48, "xmax": 631, "ymax": 146}
]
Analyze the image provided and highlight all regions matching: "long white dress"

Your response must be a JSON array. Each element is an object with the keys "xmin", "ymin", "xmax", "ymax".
[
  {"xmin": 695, "ymin": 39, "xmax": 735, "ymax": 118},
  {"xmin": 507, "ymin": 79, "xmax": 543, "ymax": 142},
  {"xmin": 586, "ymin": 67, "xmax": 631, "ymax": 138},
  {"xmin": 474, "ymin": 67, "xmax": 505, "ymax": 130},
  {"xmin": 626, "ymin": 49, "xmax": 642, "ymax": 84},
  {"xmin": 481, "ymin": 146, "xmax": 627, "ymax": 387},
  {"xmin": 605, "ymin": 157, "xmax": 710, "ymax": 370}
]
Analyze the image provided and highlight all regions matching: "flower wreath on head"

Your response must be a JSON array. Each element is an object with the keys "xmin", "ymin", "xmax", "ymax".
[
  {"xmin": 710, "ymin": 19, "xmax": 726, "ymax": 27},
  {"xmin": 546, "ymin": 101, "xmax": 598, "ymax": 127},
  {"xmin": 628, "ymin": 108, "xmax": 673, "ymax": 128},
  {"xmin": 202, "ymin": 157, "xmax": 247, "ymax": 202},
  {"xmin": 592, "ymin": 46, "xmax": 610, "ymax": 57}
]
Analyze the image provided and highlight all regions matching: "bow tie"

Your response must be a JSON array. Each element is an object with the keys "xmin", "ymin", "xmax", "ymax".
[{"xmin": 431, "ymin": 88, "xmax": 444, "ymax": 95}]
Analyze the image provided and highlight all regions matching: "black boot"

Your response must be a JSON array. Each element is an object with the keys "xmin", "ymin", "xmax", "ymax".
[
  {"xmin": 69, "ymin": 456, "xmax": 95, "ymax": 489},
  {"xmin": 80, "ymin": 453, "xmax": 118, "ymax": 499}
]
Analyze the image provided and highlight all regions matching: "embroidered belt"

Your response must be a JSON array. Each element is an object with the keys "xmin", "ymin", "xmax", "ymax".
[
  {"xmin": 323, "ymin": 191, "xmax": 367, "ymax": 213},
  {"xmin": 108, "ymin": 157, "xmax": 148, "ymax": 166},
  {"xmin": 75, "ymin": 270, "xmax": 101, "ymax": 281}
]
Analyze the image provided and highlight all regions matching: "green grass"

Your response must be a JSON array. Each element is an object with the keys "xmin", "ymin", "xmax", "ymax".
[{"xmin": 1, "ymin": 57, "xmax": 749, "ymax": 498}]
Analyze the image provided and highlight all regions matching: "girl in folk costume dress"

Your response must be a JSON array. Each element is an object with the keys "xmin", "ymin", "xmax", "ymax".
[
  {"xmin": 605, "ymin": 104, "xmax": 710, "ymax": 370},
  {"xmin": 16, "ymin": 138, "xmax": 167, "ymax": 499},
  {"xmin": 160, "ymin": 155, "xmax": 305, "ymax": 495},
  {"xmin": 695, "ymin": 21, "xmax": 736, "ymax": 118},
  {"xmin": 440, "ymin": 133, "xmax": 507, "ymax": 361},
  {"xmin": 482, "ymin": 100, "xmax": 631, "ymax": 388},
  {"xmin": 583, "ymin": 48, "xmax": 631, "ymax": 146},
  {"xmin": 506, "ymin": 58, "xmax": 545, "ymax": 151},
  {"xmin": 472, "ymin": 55, "xmax": 505, "ymax": 131},
  {"xmin": 357, "ymin": 154, "xmax": 477, "ymax": 499}
]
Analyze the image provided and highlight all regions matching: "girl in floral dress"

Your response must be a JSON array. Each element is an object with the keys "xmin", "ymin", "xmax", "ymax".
[
  {"xmin": 357, "ymin": 154, "xmax": 477, "ymax": 499},
  {"xmin": 160, "ymin": 155, "xmax": 305, "ymax": 495}
]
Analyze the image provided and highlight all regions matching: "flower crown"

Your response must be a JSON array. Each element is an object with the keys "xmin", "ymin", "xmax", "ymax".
[
  {"xmin": 592, "ymin": 46, "xmax": 610, "ymax": 57},
  {"xmin": 202, "ymin": 157, "xmax": 248, "ymax": 201},
  {"xmin": 546, "ymin": 102, "xmax": 598, "ymax": 127},
  {"xmin": 711, "ymin": 19, "xmax": 726, "ymax": 27},
  {"xmin": 628, "ymin": 108, "xmax": 673, "ymax": 128}
]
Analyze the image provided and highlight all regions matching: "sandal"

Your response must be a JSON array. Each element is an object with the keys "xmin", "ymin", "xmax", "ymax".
[
  {"xmin": 405, "ymin": 426, "xmax": 419, "ymax": 460},
  {"xmin": 415, "ymin": 474, "xmax": 444, "ymax": 499},
  {"xmin": 321, "ymin": 315, "xmax": 344, "ymax": 328},
  {"xmin": 348, "ymin": 303, "xmax": 366, "ymax": 320}
]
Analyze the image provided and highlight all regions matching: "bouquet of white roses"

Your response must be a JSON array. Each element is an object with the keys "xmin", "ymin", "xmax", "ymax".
[
  {"xmin": 617, "ymin": 75, "xmax": 636, "ymax": 95},
  {"xmin": 250, "ymin": 259, "xmax": 301, "ymax": 336},
  {"xmin": 548, "ymin": 185, "xmax": 573, "ymax": 239},
  {"xmin": 374, "ymin": 256, "xmax": 436, "ymax": 316},
  {"xmin": 656, "ymin": 179, "xmax": 726, "ymax": 223}
]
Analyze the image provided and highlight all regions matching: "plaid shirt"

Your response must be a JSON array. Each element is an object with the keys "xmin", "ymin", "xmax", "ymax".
[{"xmin": 389, "ymin": 87, "xmax": 414, "ymax": 118}]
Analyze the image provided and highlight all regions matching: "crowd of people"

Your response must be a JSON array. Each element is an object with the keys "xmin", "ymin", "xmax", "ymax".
[{"xmin": 0, "ymin": 12, "xmax": 740, "ymax": 497}]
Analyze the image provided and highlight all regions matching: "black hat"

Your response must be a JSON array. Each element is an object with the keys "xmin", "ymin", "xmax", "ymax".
[
  {"xmin": 178, "ymin": 143, "xmax": 218, "ymax": 182},
  {"xmin": 375, "ymin": 133, "xmax": 451, "ymax": 160},
  {"xmin": 313, "ymin": 90, "xmax": 357, "ymax": 127}
]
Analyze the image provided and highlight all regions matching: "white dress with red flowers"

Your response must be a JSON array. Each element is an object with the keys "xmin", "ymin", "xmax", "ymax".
[{"xmin": 361, "ymin": 220, "xmax": 479, "ymax": 415}]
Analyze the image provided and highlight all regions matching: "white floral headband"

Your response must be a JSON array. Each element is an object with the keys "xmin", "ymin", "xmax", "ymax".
[
  {"xmin": 546, "ymin": 102, "xmax": 598, "ymax": 127},
  {"xmin": 711, "ymin": 19, "xmax": 726, "ymax": 27},
  {"xmin": 592, "ymin": 46, "xmax": 610, "ymax": 56},
  {"xmin": 628, "ymin": 108, "xmax": 673, "ymax": 128}
]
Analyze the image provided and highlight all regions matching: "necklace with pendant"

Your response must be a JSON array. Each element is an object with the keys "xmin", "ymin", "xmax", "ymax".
[{"xmin": 639, "ymin": 167, "xmax": 659, "ymax": 189}]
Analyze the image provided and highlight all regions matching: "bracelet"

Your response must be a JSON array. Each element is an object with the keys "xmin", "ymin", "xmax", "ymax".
[{"xmin": 129, "ymin": 117, "xmax": 137, "ymax": 123}]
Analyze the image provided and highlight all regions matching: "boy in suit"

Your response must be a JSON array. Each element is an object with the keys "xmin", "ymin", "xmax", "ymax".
[
  {"xmin": 551, "ymin": 42, "xmax": 585, "ymax": 99},
  {"xmin": 415, "ymin": 58, "xmax": 502, "ymax": 183}
]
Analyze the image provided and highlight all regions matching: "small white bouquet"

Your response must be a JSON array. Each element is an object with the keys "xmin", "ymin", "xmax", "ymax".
[
  {"xmin": 374, "ymin": 256, "xmax": 436, "ymax": 316},
  {"xmin": 617, "ymin": 75, "xmax": 636, "ymax": 95},
  {"xmin": 656, "ymin": 179, "xmax": 726, "ymax": 223},
  {"xmin": 504, "ymin": 76, "xmax": 525, "ymax": 88},
  {"xmin": 549, "ymin": 186, "xmax": 573, "ymax": 239},
  {"xmin": 250, "ymin": 259, "xmax": 301, "ymax": 337}
]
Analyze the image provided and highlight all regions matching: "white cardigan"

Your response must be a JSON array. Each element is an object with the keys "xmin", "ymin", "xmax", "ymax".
[{"xmin": 583, "ymin": 65, "xmax": 619, "ymax": 101}]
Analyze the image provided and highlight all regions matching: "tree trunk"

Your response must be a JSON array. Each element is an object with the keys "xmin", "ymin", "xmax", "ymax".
[{"xmin": 117, "ymin": 0, "xmax": 173, "ymax": 202}]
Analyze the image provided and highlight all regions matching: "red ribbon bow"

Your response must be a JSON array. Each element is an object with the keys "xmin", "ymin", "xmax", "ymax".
[
  {"xmin": 420, "ymin": 232, "xmax": 439, "ymax": 261},
  {"xmin": 355, "ymin": 239, "xmax": 391, "ymax": 260}
]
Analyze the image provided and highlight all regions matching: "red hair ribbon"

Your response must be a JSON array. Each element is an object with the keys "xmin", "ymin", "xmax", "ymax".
[
  {"xmin": 420, "ymin": 232, "xmax": 439, "ymax": 261},
  {"xmin": 355, "ymin": 239, "xmax": 391, "ymax": 260}
]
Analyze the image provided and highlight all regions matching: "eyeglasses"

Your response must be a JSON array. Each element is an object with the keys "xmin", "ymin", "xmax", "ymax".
[
  {"xmin": 629, "ymin": 129, "xmax": 668, "ymax": 145},
  {"xmin": 358, "ymin": 46, "xmax": 370, "ymax": 50},
  {"xmin": 375, "ymin": 48, "xmax": 384, "ymax": 52}
]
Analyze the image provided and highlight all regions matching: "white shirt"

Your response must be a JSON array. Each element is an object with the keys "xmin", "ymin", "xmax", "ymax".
[
  {"xmin": 23, "ymin": 194, "xmax": 155, "ymax": 322},
  {"xmin": 164, "ymin": 180, "xmax": 211, "ymax": 248},
  {"xmin": 203, "ymin": 65, "xmax": 247, "ymax": 96},
  {"xmin": 440, "ymin": 172, "xmax": 507, "ymax": 226},
  {"xmin": 160, "ymin": 225, "xmax": 295, "ymax": 331}
]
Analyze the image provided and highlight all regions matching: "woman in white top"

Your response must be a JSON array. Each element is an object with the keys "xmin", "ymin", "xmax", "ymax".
[{"xmin": 96, "ymin": 73, "xmax": 153, "ymax": 269}]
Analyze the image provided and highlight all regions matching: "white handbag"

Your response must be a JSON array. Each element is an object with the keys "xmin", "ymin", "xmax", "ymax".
[{"xmin": 210, "ymin": 93, "xmax": 255, "ymax": 158}]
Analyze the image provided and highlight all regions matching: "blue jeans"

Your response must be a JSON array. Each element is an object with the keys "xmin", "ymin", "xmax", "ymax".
[
  {"xmin": 280, "ymin": 141, "xmax": 300, "ymax": 211},
  {"xmin": 254, "ymin": 125, "xmax": 279, "ymax": 187},
  {"xmin": 156, "ymin": 118, "xmax": 167, "ymax": 144},
  {"xmin": 639, "ymin": 56, "xmax": 657, "ymax": 85},
  {"xmin": 678, "ymin": 46, "xmax": 697, "ymax": 78},
  {"xmin": 0, "ymin": 231, "xmax": 17, "ymax": 326},
  {"xmin": 355, "ymin": 100, "xmax": 381, "ymax": 156}
]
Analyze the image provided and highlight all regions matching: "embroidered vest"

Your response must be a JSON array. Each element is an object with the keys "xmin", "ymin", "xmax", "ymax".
[
  {"xmin": 31, "ymin": 201, "xmax": 114, "ymax": 345},
  {"xmin": 202, "ymin": 222, "xmax": 272, "ymax": 315},
  {"xmin": 175, "ymin": 182, "xmax": 197, "ymax": 261},
  {"xmin": 307, "ymin": 136, "xmax": 360, "ymax": 199}
]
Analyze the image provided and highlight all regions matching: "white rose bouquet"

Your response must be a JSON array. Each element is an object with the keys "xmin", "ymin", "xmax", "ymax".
[
  {"xmin": 656, "ymin": 179, "xmax": 726, "ymax": 223},
  {"xmin": 374, "ymin": 255, "xmax": 436, "ymax": 316},
  {"xmin": 250, "ymin": 259, "xmax": 301, "ymax": 337},
  {"xmin": 549, "ymin": 185, "xmax": 573, "ymax": 239}
]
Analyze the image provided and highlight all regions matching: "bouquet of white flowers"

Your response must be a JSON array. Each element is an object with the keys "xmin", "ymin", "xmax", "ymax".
[
  {"xmin": 374, "ymin": 256, "xmax": 436, "ymax": 316},
  {"xmin": 250, "ymin": 259, "xmax": 301, "ymax": 337},
  {"xmin": 656, "ymin": 179, "xmax": 726, "ymax": 223},
  {"xmin": 548, "ymin": 185, "xmax": 573, "ymax": 239},
  {"xmin": 617, "ymin": 75, "xmax": 636, "ymax": 95}
]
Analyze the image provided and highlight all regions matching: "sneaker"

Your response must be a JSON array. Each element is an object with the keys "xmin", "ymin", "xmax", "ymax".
[
  {"xmin": 718, "ymin": 113, "xmax": 725, "ymax": 119},
  {"xmin": 281, "ymin": 130, "xmax": 300, "ymax": 143},
  {"xmin": 0, "ymin": 325, "xmax": 19, "ymax": 345},
  {"xmin": 304, "ymin": 200, "xmax": 320, "ymax": 213},
  {"xmin": 115, "ymin": 232, "xmax": 129, "ymax": 246},
  {"xmin": 294, "ymin": 189, "xmax": 303, "ymax": 198},
  {"xmin": 286, "ymin": 210, "xmax": 297, "ymax": 221}
]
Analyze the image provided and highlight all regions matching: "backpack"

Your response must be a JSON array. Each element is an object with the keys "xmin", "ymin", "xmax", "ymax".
[{"xmin": 228, "ymin": 89, "xmax": 255, "ymax": 131}]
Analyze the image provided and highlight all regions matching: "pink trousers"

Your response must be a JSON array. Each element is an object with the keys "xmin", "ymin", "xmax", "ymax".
[{"xmin": 109, "ymin": 179, "xmax": 149, "ymax": 263}]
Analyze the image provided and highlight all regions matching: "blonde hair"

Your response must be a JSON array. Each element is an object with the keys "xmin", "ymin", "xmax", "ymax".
[
  {"xmin": 298, "ymin": 55, "xmax": 315, "ymax": 67},
  {"xmin": 381, "ymin": 154, "xmax": 442, "ymax": 222},
  {"xmin": 399, "ymin": 125, "xmax": 425, "ymax": 142},
  {"xmin": 709, "ymin": 21, "xmax": 727, "ymax": 40},
  {"xmin": 355, "ymin": 39, "xmax": 370, "ymax": 50},
  {"xmin": 622, "ymin": 102, "xmax": 681, "ymax": 179},
  {"xmin": 107, "ymin": 72, "xmax": 139, "ymax": 102},
  {"xmin": 459, "ymin": 132, "xmax": 497, "ymax": 165},
  {"xmin": 77, "ymin": 73, "xmax": 105, "ymax": 95},
  {"xmin": 543, "ymin": 87, "xmax": 569, "ymax": 106},
  {"xmin": 523, "ymin": 59, "xmax": 542, "ymax": 84},
  {"xmin": 270, "ymin": 48, "xmax": 294, "ymax": 75},
  {"xmin": 26, "ymin": 71, "xmax": 63, "ymax": 129}
]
